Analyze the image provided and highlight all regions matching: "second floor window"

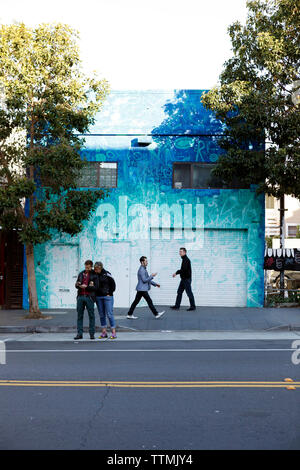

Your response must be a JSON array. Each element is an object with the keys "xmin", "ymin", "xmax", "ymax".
[
  {"xmin": 77, "ymin": 162, "xmax": 118, "ymax": 188},
  {"xmin": 173, "ymin": 162, "xmax": 249, "ymax": 189},
  {"xmin": 173, "ymin": 162, "xmax": 223, "ymax": 189}
]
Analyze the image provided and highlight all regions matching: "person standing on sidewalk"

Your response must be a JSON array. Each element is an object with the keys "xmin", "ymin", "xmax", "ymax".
[
  {"xmin": 171, "ymin": 248, "xmax": 196, "ymax": 311},
  {"xmin": 74, "ymin": 260, "xmax": 97, "ymax": 340},
  {"xmin": 94, "ymin": 261, "xmax": 117, "ymax": 339},
  {"xmin": 127, "ymin": 256, "xmax": 165, "ymax": 319}
]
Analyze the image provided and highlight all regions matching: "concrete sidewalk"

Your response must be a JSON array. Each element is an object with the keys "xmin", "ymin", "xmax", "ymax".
[{"xmin": 0, "ymin": 305, "xmax": 300, "ymax": 333}]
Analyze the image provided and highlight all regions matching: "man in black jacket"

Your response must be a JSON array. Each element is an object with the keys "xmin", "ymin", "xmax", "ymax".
[
  {"xmin": 74, "ymin": 260, "xmax": 97, "ymax": 340},
  {"xmin": 171, "ymin": 248, "xmax": 196, "ymax": 311}
]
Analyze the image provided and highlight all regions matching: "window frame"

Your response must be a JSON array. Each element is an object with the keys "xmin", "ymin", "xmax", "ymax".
[
  {"xmin": 78, "ymin": 161, "xmax": 118, "ymax": 189},
  {"xmin": 287, "ymin": 223, "xmax": 299, "ymax": 238},
  {"xmin": 172, "ymin": 161, "xmax": 223, "ymax": 189}
]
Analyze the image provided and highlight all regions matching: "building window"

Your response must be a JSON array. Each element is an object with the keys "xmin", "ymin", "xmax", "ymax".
[
  {"xmin": 77, "ymin": 162, "xmax": 117, "ymax": 188},
  {"xmin": 266, "ymin": 195, "xmax": 275, "ymax": 209},
  {"xmin": 287, "ymin": 225, "xmax": 299, "ymax": 238},
  {"xmin": 173, "ymin": 162, "xmax": 224, "ymax": 189},
  {"xmin": 173, "ymin": 162, "xmax": 249, "ymax": 189}
]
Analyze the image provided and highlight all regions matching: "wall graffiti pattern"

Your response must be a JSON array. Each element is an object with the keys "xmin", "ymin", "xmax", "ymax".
[{"xmin": 23, "ymin": 90, "xmax": 265, "ymax": 308}]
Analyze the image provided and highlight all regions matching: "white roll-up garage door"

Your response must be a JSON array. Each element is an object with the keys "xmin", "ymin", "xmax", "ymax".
[{"xmin": 150, "ymin": 229, "xmax": 248, "ymax": 307}]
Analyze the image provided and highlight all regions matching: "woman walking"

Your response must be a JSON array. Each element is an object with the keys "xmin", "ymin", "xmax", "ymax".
[{"xmin": 94, "ymin": 261, "xmax": 117, "ymax": 339}]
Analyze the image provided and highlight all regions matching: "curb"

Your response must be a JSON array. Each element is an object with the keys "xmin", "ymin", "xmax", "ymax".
[
  {"xmin": 265, "ymin": 324, "xmax": 300, "ymax": 332},
  {"xmin": 1, "ymin": 326, "xmax": 300, "ymax": 333},
  {"xmin": 0, "ymin": 325, "xmax": 136, "ymax": 334}
]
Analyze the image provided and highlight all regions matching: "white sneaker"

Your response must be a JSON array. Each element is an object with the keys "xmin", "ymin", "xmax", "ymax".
[
  {"xmin": 127, "ymin": 314, "xmax": 138, "ymax": 319},
  {"xmin": 155, "ymin": 311, "xmax": 165, "ymax": 319}
]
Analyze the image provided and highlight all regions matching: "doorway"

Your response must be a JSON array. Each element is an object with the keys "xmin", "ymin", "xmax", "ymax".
[
  {"xmin": 0, "ymin": 230, "xmax": 24, "ymax": 309},
  {"xmin": 48, "ymin": 244, "xmax": 79, "ymax": 308}
]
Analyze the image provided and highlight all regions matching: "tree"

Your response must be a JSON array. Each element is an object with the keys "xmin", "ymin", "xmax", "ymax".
[
  {"xmin": 201, "ymin": 0, "xmax": 300, "ymax": 296},
  {"xmin": 0, "ymin": 23, "xmax": 110, "ymax": 317},
  {"xmin": 201, "ymin": 0, "xmax": 299, "ymax": 194}
]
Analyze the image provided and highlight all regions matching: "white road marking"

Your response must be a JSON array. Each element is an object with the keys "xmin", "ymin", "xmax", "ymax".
[{"xmin": 0, "ymin": 341, "xmax": 6, "ymax": 364}]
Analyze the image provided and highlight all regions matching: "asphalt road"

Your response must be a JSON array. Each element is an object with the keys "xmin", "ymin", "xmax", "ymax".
[{"xmin": 0, "ymin": 337, "xmax": 300, "ymax": 450}]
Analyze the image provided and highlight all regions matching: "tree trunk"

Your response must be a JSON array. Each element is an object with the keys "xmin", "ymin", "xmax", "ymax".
[{"xmin": 25, "ymin": 243, "xmax": 43, "ymax": 319}]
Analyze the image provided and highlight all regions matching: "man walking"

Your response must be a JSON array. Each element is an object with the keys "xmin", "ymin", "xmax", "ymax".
[
  {"xmin": 171, "ymin": 247, "xmax": 196, "ymax": 311},
  {"xmin": 127, "ymin": 256, "xmax": 165, "ymax": 319},
  {"xmin": 74, "ymin": 260, "xmax": 97, "ymax": 340}
]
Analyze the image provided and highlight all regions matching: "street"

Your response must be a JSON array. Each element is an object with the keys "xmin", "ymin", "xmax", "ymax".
[
  {"xmin": 0, "ymin": 0, "xmax": 300, "ymax": 458},
  {"xmin": 0, "ymin": 333, "xmax": 300, "ymax": 450}
]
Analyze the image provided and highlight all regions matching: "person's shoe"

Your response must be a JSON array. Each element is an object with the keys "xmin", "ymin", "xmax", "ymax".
[
  {"xmin": 110, "ymin": 333, "xmax": 117, "ymax": 339},
  {"xmin": 99, "ymin": 333, "xmax": 108, "ymax": 339},
  {"xmin": 90, "ymin": 334, "xmax": 95, "ymax": 340},
  {"xmin": 155, "ymin": 311, "xmax": 165, "ymax": 319},
  {"xmin": 187, "ymin": 307, "xmax": 196, "ymax": 311},
  {"xmin": 74, "ymin": 334, "xmax": 83, "ymax": 340},
  {"xmin": 127, "ymin": 314, "xmax": 138, "ymax": 319},
  {"xmin": 170, "ymin": 306, "xmax": 179, "ymax": 310}
]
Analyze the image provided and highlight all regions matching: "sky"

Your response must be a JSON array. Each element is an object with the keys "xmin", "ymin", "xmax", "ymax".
[{"xmin": 0, "ymin": 0, "xmax": 248, "ymax": 90}]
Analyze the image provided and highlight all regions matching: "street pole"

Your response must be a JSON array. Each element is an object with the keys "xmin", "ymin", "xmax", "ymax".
[{"xmin": 279, "ymin": 195, "xmax": 286, "ymax": 298}]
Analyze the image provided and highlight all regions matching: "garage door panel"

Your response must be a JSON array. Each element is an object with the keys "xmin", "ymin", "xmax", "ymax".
[
  {"xmin": 150, "ymin": 229, "xmax": 248, "ymax": 307},
  {"xmin": 101, "ymin": 242, "xmax": 130, "ymax": 308}
]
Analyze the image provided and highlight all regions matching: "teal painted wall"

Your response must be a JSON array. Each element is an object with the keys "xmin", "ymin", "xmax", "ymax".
[{"xmin": 23, "ymin": 90, "xmax": 265, "ymax": 308}]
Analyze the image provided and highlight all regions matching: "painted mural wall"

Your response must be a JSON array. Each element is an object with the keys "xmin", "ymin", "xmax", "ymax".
[{"xmin": 23, "ymin": 90, "xmax": 265, "ymax": 309}]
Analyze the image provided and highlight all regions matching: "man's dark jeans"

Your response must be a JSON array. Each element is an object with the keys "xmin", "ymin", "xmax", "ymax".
[
  {"xmin": 175, "ymin": 279, "xmax": 196, "ymax": 308},
  {"xmin": 128, "ymin": 291, "xmax": 158, "ymax": 316},
  {"xmin": 77, "ymin": 295, "xmax": 95, "ymax": 336}
]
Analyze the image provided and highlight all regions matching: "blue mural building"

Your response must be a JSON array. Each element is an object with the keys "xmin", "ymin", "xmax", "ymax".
[{"xmin": 24, "ymin": 90, "xmax": 265, "ymax": 309}]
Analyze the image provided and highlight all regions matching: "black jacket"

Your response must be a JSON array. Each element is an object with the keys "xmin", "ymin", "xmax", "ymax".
[
  {"xmin": 75, "ymin": 270, "xmax": 97, "ymax": 300},
  {"xmin": 94, "ymin": 269, "xmax": 116, "ymax": 297},
  {"xmin": 176, "ymin": 255, "xmax": 192, "ymax": 280}
]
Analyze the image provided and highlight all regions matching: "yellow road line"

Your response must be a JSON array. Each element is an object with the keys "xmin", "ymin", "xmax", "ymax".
[
  {"xmin": 1, "ymin": 380, "xmax": 300, "ymax": 384},
  {"xmin": 0, "ymin": 380, "xmax": 299, "ymax": 388},
  {"xmin": 0, "ymin": 384, "xmax": 299, "ymax": 388}
]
